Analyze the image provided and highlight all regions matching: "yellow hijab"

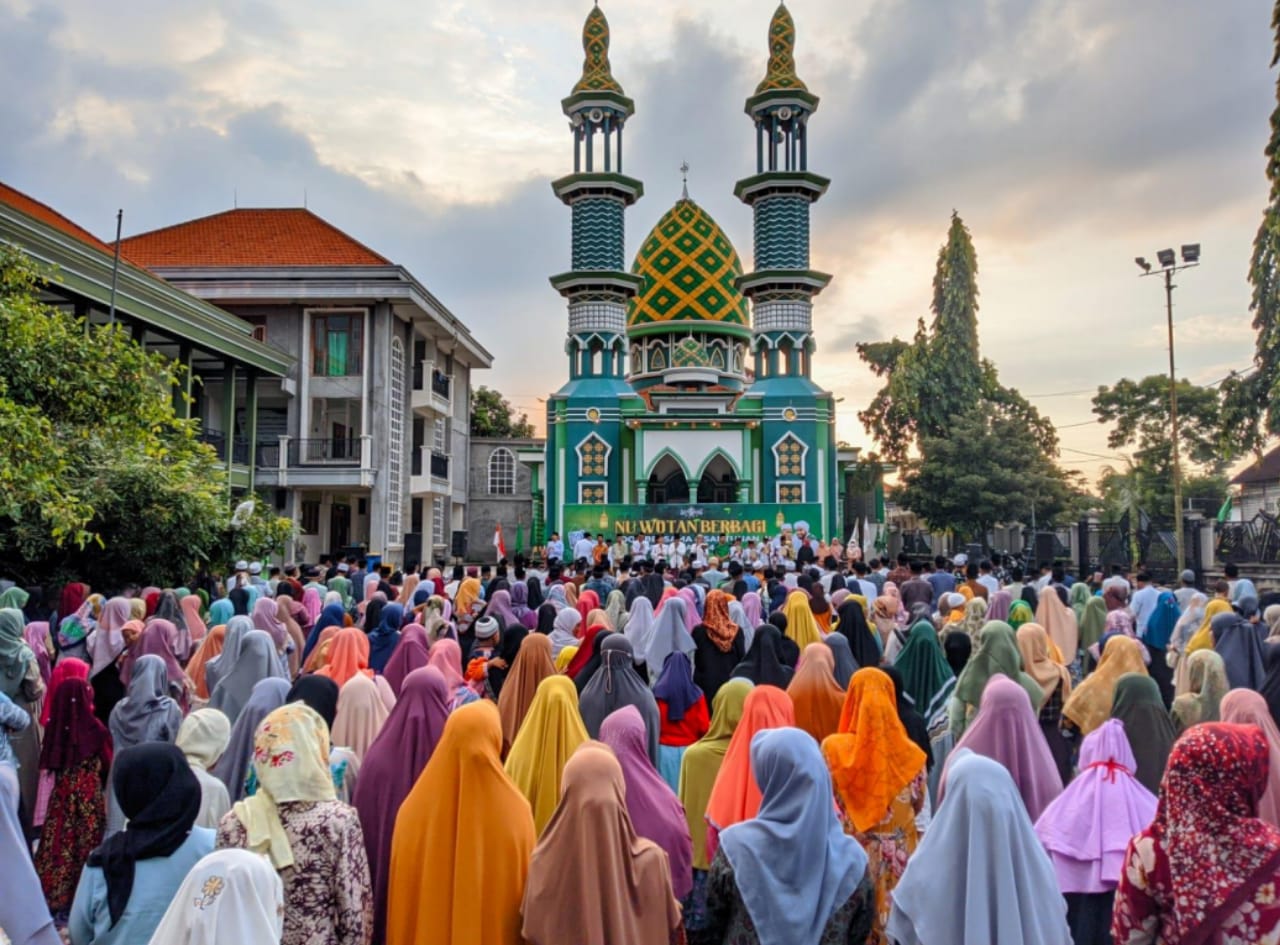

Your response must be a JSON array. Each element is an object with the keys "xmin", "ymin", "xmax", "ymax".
[
  {"xmin": 1186, "ymin": 598, "xmax": 1232, "ymax": 654},
  {"xmin": 504, "ymin": 675, "xmax": 589, "ymax": 833},
  {"xmin": 782, "ymin": 591, "xmax": 823, "ymax": 650}
]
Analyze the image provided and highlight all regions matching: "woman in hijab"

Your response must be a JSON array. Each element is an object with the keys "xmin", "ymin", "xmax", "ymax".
[
  {"xmin": 645, "ymin": 597, "xmax": 698, "ymax": 690},
  {"xmin": 146, "ymin": 848, "xmax": 284, "ymax": 945},
  {"xmin": 652, "ymin": 651, "xmax": 710, "ymax": 791},
  {"xmin": 217, "ymin": 703, "xmax": 373, "ymax": 945},
  {"xmin": 825, "ymin": 632, "xmax": 858, "ymax": 689},
  {"xmin": 354, "ymin": 666, "xmax": 451, "ymax": 943},
  {"xmin": 880, "ymin": 664, "xmax": 933, "ymax": 773},
  {"xmin": 1034, "ymin": 719, "xmax": 1158, "ymax": 944},
  {"xmin": 106, "ymin": 654, "xmax": 183, "ymax": 837},
  {"xmin": 1109, "ymin": 673, "xmax": 1176, "ymax": 796},
  {"xmin": 1213, "ymin": 608, "xmax": 1267, "ymax": 690},
  {"xmin": 547, "ymin": 608, "xmax": 581, "ymax": 661},
  {"xmin": 1221, "ymin": 689, "xmax": 1280, "ymax": 829},
  {"xmin": 1186, "ymin": 597, "xmax": 1233, "ymax": 656},
  {"xmin": 949, "ymin": 621, "xmax": 1044, "ymax": 739},
  {"xmin": 692, "ymin": 589, "xmax": 747, "ymax": 702},
  {"xmin": 2, "ymin": 712, "xmax": 62, "ymax": 945},
  {"xmin": 174, "ymin": 709, "xmax": 231, "ymax": 832},
  {"xmin": 386, "ymin": 701, "xmax": 536, "ymax": 945},
  {"xmin": 35, "ymin": 673, "xmax": 112, "ymax": 916},
  {"xmin": 208, "ymin": 629, "xmax": 285, "ymax": 726},
  {"xmin": 893, "ymin": 619, "xmax": 956, "ymax": 734},
  {"xmin": 150, "ymin": 591, "xmax": 190, "ymax": 660},
  {"xmin": 426, "ymin": 637, "xmax": 478, "ymax": 711},
  {"xmin": 203, "ymin": 616, "xmax": 250, "ymax": 700},
  {"xmin": 985, "ymin": 589, "xmax": 1012, "ymax": 624},
  {"xmin": 781, "ymin": 591, "xmax": 823, "ymax": 650},
  {"xmin": 943, "ymin": 630, "xmax": 972, "ymax": 679},
  {"xmin": 316, "ymin": 626, "xmax": 374, "ymax": 689},
  {"xmin": 184, "ymin": 624, "xmax": 225, "ymax": 702},
  {"xmin": 729, "ymin": 624, "xmax": 794, "ymax": 690},
  {"xmin": 1017, "ymin": 623, "xmax": 1073, "ymax": 784},
  {"xmin": 678, "ymin": 678, "xmax": 752, "ymax": 934},
  {"xmin": 504, "ymin": 675, "xmax": 589, "ymax": 834},
  {"xmin": 367, "ymin": 601, "xmax": 404, "ymax": 675},
  {"xmin": 810, "ymin": 582, "xmax": 834, "ymax": 633},
  {"xmin": 1036, "ymin": 588, "xmax": 1079, "ymax": 668},
  {"xmin": 506, "ymin": 582, "xmax": 537, "ymax": 630},
  {"xmin": 958, "ymin": 597, "xmax": 989, "ymax": 640},
  {"xmin": 787, "ymin": 637, "xmax": 844, "ymax": 732},
  {"xmin": 69, "ymin": 743, "xmax": 212, "ymax": 945},
  {"xmin": 86, "ymin": 596, "xmax": 131, "ymax": 723},
  {"xmin": 521, "ymin": 743, "xmax": 683, "ymax": 945},
  {"xmin": 381, "ymin": 622, "xmax": 430, "ymax": 698},
  {"xmin": 1112, "ymin": 723, "xmax": 1280, "ymax": 944},
  {"xmin": 704, "ymin": 685, "xmax": 795, "ymax": 861},
  {"xmin": 600, "ymin": 706, "xmax": 694, "ymax": 900},
  {"xmin": 0, "ymin": 606, "xmax": 43, "ymax": 837},
  {"xmin": 287, "ymin": 675, "xmax": 360, "ymax": 804},
  {"xmin": 703, "ymin": 727, "xmax": 873, "ymax": 945},
  {"xmin": 822, "ymin": 667, "xmax": 928, "ymax": 941},
  {"xmin": 497, "ymin": 633, "xmax": 556, "ymax": 754},
  {"xmin": 565, "ymin": 623, "xmax": 610, "ymax": 687},
  {"xmin": 1064, "ymin": 635, "xmax": 1148, "ymax": 738},
  {"xmin": 1068, "ymin": 581, "xmax": 1092, "ymax": 622},
  {"xmin": 834, "ymin": 598, "xmax": 882, "ymax": 671},
  {"xmin": 332, "ymin": 672, "xmax": 391, "ymax": 763},
  {"xmin": 941, "ymin": 674, "xmax": 1064, "ymax": 823},
  {"xmin": 211, "ymin": 678, "xmax": 291, "ymax": 803},
  {"xmin": 302, "ymin": 601, "xmax": 346, "ymax": 665},
  {"xmin": 578, "ymin": 635, "xmax": 661, "ymax": 759},
  {"xmin": 887, "ymin": 751, "xmax": 1073, "ymax": 945},
  {"xmin": 1007, "ymin": 598, "xmax": 1035, "ymax": 631},
  {"xmin": 1168, "ymin": 592, "xmax": 1207, "ymax": 693},
  {"xmin": 120, "ymin": 619, "xmax": 192, "ymax": 711},
  {"xmin": 1171, "ymin": 648, "xmax": 1228, "ymax": 734}
]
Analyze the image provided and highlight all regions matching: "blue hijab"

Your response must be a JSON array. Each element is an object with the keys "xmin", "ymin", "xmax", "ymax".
[
  {"xmin": 208, "ymin": 598, "xmax": 234, "ymax": 628},
  {"xmin": 368, "ymin": 602, "xmax": 404, "ymax": 674},
  {"xmin": 719, "ymin": 728, "xmax": 867, "ymax": 945},
  {"xmin": 1144, "ymin": 590, "xmax": 1180, "ymax": 650},
  {"xmin": 651, "ymin": 651, "xmax": 702, "ymax": 722},
  {"xmin": 303, "ymin": 602, "xmax": 346, "ymax": 662}
]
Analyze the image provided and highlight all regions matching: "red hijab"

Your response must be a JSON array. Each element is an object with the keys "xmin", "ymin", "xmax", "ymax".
[{"xmin": 565, "ymin": 624, "xmax": 608, "ymax": 679}]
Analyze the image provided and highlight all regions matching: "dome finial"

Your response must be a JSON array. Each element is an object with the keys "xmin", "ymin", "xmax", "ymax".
[
  {"xmin": 755, "ymin": 2, "xmax": 808, "ymax": 94},
  {"xmin": 573, "ymin": 5, "xmax": 624, "ymax": 95},
  {"xmin": 680, "ymin": 160, "xmax": 690, "ymax": 200}
]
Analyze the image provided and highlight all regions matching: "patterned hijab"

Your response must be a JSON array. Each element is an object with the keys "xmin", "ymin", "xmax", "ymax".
[{"xmin": 700, "ymin": 590, "xmax": 739, "ymax": 653}]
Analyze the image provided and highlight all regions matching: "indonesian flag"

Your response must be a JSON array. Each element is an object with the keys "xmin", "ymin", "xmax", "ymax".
[{"xmin": 493, "ymin": 523, "xmax": 507, "ymax": 560}]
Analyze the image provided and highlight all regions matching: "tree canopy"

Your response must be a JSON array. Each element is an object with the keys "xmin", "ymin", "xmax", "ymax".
[{"xmin": 470, "ymin": 385, "xmax": 535, "ymax": 438}]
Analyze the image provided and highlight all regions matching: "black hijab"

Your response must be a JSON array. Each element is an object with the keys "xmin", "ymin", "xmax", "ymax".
[
  {"xmin": 731, "ymin": 625, "xmax": 794, "ymax": 688},
  {"xmin": 1020, "ymin": 585, "xmax": 1040, "ymax": 613},
  {"xmin": 881, "ymin": 664, "xmax": 934, "ymax": 771},
  {"xmin": 228, "ymin": 586, "xmax": 250, "ymax": 617},
  {"xmin": 287, "ymin": 675, "xmax": 340, "ymax": 729},
  {"xmin": 535, "ymin": 603, "xmax": 557, "ymax": 636},
  {"xmin": 525, "ymin": 577, "xmax": 544, "ymax": 610},
  {"xmin": 765, "ymin": 612, "xmax": 801, "ymax": 668},
  {"xmin": 643, "ymin": 573, "xmax": 665, "ymax": 608},
  {"xmin": 363, "ymin": 598, "xmax": 386, "ymax": 633},
  {"xmin": 1262, "ymin": 642, "xmax": 1280, "ymax": 730},
  {"xmin": 490, "ymin": 624, "xmax": 527, "ymax": 697},
  {"xmin": 834, "ymin": 599, "xmax": 881, "ymax": 672},
  {"xmin": 87, "ymin": 742, "xmax": 201, "ymax": 926},
  {"xmin": 943, "ymin": 631, "xmax": 973, "ymax": 678}
]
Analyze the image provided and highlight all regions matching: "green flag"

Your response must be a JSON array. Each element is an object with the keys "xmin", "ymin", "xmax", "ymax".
[
  {"xmin": 1217, "ymin": 494, "xmax": 1233, "ymax": 523},
  {"xmin": 514, "ymin": 522, "xmax": 524, "ymax": 554}
]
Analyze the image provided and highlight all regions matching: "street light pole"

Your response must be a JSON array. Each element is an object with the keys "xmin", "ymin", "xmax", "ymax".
[{"xmin": 1134, "ymin": 245, "xmax": 1199, "ymax": 575}]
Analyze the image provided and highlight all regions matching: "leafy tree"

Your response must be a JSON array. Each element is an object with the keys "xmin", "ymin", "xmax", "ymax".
[
  {"xmin": 0, "ymin": 246, "xmax": 290, "ymax": 588},
  {"xmin": 894, "ymin": 408, "xmax": 1084, "ymax": 543},
  {"xmin": 858, "ymin": 212, "xmax": 1057, "ymax": 462},
  {"xmin": 470, "ymin": 385, "xmax": 535, "ymax": 438},
  {"xmin": 1224, "ymin": 1, "xmax": 1280, "ymax": 450}
]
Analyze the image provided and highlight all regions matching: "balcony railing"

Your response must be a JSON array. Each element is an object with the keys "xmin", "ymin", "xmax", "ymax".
[
  {"xmin": 430, "ymin": 450, "xmax": 449, "ymax": 479},
  {"xmin": 288, "ymin": 437, "xmax": 361, "ymax": 467},
  {"xmin": 411, "ymin": 448, "xmax": 423, "ymax": 477},
  {"xmin": 431, "ymin": 369, "xmax": 451, "ymax": 400}
]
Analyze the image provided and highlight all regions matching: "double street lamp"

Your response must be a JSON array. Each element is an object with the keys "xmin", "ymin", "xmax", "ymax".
[{"xmin": 1134, "ymin": 244, "xmax": 1200, "ymax": 573}]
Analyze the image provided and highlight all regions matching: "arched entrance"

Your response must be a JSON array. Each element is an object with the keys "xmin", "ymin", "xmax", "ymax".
[
  {"xmin": 697, "ymin": 454, "xmax": 738, "ymax": 503},
  {"xmin": 648, "ymin": 454, "xmax": 690, "ymax": 504}
]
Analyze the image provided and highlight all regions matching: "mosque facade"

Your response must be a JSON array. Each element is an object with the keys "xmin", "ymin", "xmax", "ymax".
[{"xmin": 542, "ymin": 3, "xmax": 840, "ymax": 545}]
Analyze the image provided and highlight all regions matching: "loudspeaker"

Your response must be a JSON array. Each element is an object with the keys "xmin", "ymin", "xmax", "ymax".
[{"xmin": 450, "ymin": 530, "xmax": 468, "ymax": 559}]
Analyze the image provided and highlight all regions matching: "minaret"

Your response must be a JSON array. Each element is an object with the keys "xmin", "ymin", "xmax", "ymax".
[
  {"xmin": 735, "ymin": 2, "xmax": 830, "ymax": 381},
  {"xmin": 549, "ymin": 4, "xmax": 644, "ymax": 381}
]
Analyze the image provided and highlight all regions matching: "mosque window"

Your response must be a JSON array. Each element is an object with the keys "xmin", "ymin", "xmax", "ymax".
[
  {"xmin": 578, "ymin": 434, "xmax": 609, "ymax": 477},
  {"xmin": 649, "ymin": 341, "xmax": 667, "ymax": 371},
  {"xmin": 580, "ymin": 483, "xmax": 607, "ymax": 504},
  {"xmin": 777, "ymin": 483, "xmax": 805, "ymax": 503},
  {"xmin": 773, "ymin": 433, "xmax": 806, "ymax": 477},
  {"xmin": 630, "ymin": 345, "xmax": 643, "ymax": 375},
  {"xmin": 488, "ymin": 447, "xmax": 516, "ymax": 495}
]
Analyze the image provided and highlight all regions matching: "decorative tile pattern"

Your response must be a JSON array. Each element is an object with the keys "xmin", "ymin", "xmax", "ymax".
[
  {"xmin": 572, "ymin": 197, "xmax": 625, "ymax": 271},
  {"xmin": 775, "ymin": 433, "xmax": 805, "ymax": 476},
  {"xmin": 573, "ymin": 6, "xmax": 624, "ymax": 94},
  {"xmin": 579, "ymin": 435, "xmax": 609, "ymax": 476},
  {"xmin": 754, "ymin": 195, "xmax": 810, "ymax": 270},
  {"xmin": 755, "ymin": 3, "xmax": 809, "ymax": 93}
]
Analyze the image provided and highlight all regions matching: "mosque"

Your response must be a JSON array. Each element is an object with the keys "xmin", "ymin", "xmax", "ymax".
[{"xmin": 541, "ymin": 2, "xmax": 842, "ymax": 545}]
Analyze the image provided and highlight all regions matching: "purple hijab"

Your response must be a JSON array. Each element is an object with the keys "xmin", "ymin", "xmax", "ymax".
[
  {"xmin": 352, "ymin": 666, "xmax": 452, "ymax": 944},
  {"xmin": 382, "ymin": 623, "xmax": 431, "ymax": 697},
  {"xmin": 652, "ymin": 651, "xmax": 702, "ymax": 723},
  {"xmin": 986, "ymin": 590, "xmax": 1013, "ymax": 623},
  {"xmin": 676, "ymin": 587, "xmax": 701, "ymax": 631},
  {"xmin": 508, "ymin": 582, "xmax": 538, "ymax": 629},
  {"xmin": 484, "ymin": 590, "xmax": 522, "ymax": 631},
  {"xmin": 1034, "ymin": 718, "xmax": 1157, "ymax": 893},
  {"xmin": 939, "ymin": 674, "xmax": 1064, "ymax": 822},
  {"xmin": 599, "ymin": 705, "xmax": 694, "ymax": 899},
  {"xmin": 742, "ymin": 592, "xmax": 763, "ymax": 628}
]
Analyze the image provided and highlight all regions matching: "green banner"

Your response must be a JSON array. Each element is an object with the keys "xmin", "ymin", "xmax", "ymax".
[{"xmin": 562, "ymin": 502, "xmax": 823, "ymax": 539}]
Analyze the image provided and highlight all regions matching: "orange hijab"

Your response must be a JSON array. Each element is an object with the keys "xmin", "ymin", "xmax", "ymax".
[
  {"xmin": 186, "ymin": 624, "xmax": 225, "ymax": 700},
  {"xmin": 317, "ymin": 626, "xmax": 373, "ymax": 688},
  {"xmin": 704, "ymin": 685, "xmax": 795, "ymax": 838},
  {"xmin": 787, "ymin": 643, "xmax": 845, "ymax": 744},
  {"xmin": 701, "ymin": 590, "xmax": 739, "ymax": 653},
  {"xmin": 822, "ymin": 667, "xmax": 927, "ymax": 832},
  {"xmin": 497, "ymin": 634, "xmax": 557, "ymax": 754},
  {"xmin": 180, "ymin": 594, "xmax": 208, "ymax": 645},
  {"xmin": 386, "ymin": 701, "xmax": 536, "ymax": 945}
]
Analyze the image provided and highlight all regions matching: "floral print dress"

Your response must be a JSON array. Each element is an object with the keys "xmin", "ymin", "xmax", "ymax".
[
  {"xmin": 837, "ymin": 768, "xmax": 926, "ymax": 945},
  {"xmin": 35, "ymin": 754, "xmax": 108, "ymax": 913}
]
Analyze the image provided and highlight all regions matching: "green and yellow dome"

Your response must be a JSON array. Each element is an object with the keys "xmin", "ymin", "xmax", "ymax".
[{"xmin": 627, "ymin": 197, "xmax": 751, "ymax": 337}]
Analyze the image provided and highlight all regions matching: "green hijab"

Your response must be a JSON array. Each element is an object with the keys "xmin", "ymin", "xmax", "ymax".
[
  {"xmin": 1110, "ymin": 672, "xmax": 1176, "ymax": 794},
  {"xmin": 680, "ymin": 677, "xmax": 753, "ymax": 869},
  {"xmin": 0, "ymin": 608, "xmax": 35, "ymax": 698},
  {"xmin": 1007, "ymin": 600, "xmax": 1034, "ymax": 630},
  {"xmin": 953, "ymin": 620, "xmax": 1044, "ymax": 713},
  {"xmin": 0, "ymin": 587, "xmax": 29, "ymax": 611},
  {"xmin": 1078, "ymin": 596, "xmax": 1107, "ymax": 650},
  {"xmin": 1069, "ymin": 582, "xmax": 1092, "ymax": 622},
  {"xmin": 893, "ymin": 620, "xmax": 956, "ymax": 729}
]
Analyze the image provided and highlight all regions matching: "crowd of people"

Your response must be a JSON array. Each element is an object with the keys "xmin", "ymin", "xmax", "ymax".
[{"xmin": 2, "ymin": 548, "xmax": 1280, "ymax": 945}]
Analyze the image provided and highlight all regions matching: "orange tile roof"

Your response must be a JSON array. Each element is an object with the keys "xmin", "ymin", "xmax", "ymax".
[
  {"xmin": 0, "ymin": 181, "xmax": 120, "ymax": 256},
  {"xmin": 120, "ymin": 208, "xmax": 391, "ymax": 268}
]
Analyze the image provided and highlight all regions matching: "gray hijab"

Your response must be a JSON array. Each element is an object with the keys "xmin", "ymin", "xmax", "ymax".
[
  {"xmin": 211, "ymin": 677, "xmax": 291, "ymax": 802},
  {"xmin": 207, "ymin": 629, "xmax": 286, "ymax": 726},
  {"xmin": 108, "ymin": 654, "xmax": 182, "ymax": 751},
  {"xmin": 204, "ymin": 615, "xmax": 253, "ymax": 697},
  {"xmin": 578, "ymin": 635, "xmax": 661, "ymax": 764},
  {"xmin": 824, "ymin": 633, "xmax": 857, "ymax": 689}
]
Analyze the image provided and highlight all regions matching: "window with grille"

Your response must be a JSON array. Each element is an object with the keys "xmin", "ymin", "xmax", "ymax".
[
  {"xmin": 578, "ymin": 435, "xmax": 609, "ymax": 477},
  {"xmin": 581, "ymin": 484, "xmax": 607, "ymax": 504},
  {"xmin": 387, "ymin": 338, "xmax": 405, "ymax": 539},
  {"xmin": 311, "ymin": 312, "xmax": 364, "ymax": 376},
  {"xmin": 777, "ymin": 483, "xmax": 805, "ymax": 503},
  {"xmin": 774, "ymin": 434, "xmax": 806, "ymax": 477},
  {"xmin": 488, "ymin": 448, "xmax": 516, "ymax": 495},
  {"xmin": 301, "ymin": 500, "xmax": 321, "ymax": 534},
  {"xmin": 432, "ymin": 497, "xmax": 446, "ymax": 545}
]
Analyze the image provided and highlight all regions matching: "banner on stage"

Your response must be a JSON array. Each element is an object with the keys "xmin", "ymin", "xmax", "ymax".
[{"xmin": 562, "ymin": 502, "xmax": 823, "ymax": 539}]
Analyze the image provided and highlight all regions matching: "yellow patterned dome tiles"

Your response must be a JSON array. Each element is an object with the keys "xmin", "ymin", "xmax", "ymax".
[
  {"xmin": 627, "ymin": 198, "xmax": 750, "ymax": 331},
  {"xmin": 755, "ymin": 2, "xmax": 808, "ymax": 93},
  {"xmin": 573, "ymin": 5, "xmax": 624, "ymax": 94}
]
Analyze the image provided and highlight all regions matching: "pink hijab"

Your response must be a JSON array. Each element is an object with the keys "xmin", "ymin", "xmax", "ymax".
[
  {"xmin": 383, "ymin": 624, "xmax": 431, "ymax": 697},
  {"xmin": 427, "ymin": 638, "xmax": 466, "ymax": 691},
  {"xmin": 676, "ymin": 588, "xmax": 700, "ymax": 632},
  {"xmin": 301, "ymin": 586, "xmax": 323, "ymax": 625},
  {"xmin": 251, "ymin": 596, "xmax": 287, "ymax": 650},
  {"xmin": 1221, "ymin": 689, "xmax": 1280, "ymax": 828},
  {"xmin": 742, "ymin": 592, "xmax": 763, "ymax": 628},
  {"xmin": 332, "ymin": 672, "xmax": 391, "ymax": 762},
  {"xmin": 179, "ymin": 595, "xmax": 208, "ymax": 646}
]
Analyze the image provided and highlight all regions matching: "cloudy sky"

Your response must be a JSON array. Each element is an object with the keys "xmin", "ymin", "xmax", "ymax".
[{"xmin": 1, "ymin": 0, "xmax": 1274, "ymax": 482}]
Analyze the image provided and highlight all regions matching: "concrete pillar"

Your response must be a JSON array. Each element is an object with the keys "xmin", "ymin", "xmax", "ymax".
[
  {"xmin": 222, "ymin": 363, "xmax": 239, "ymax": 485},
  {"xmin": 245, "ymin": 368, "xmax": 259, "ymax": 491}
]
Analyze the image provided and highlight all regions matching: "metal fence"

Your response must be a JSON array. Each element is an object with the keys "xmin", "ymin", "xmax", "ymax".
[{"xmin": 1217, "ymin": 511, "xmax": 1280, "ymax": 566}]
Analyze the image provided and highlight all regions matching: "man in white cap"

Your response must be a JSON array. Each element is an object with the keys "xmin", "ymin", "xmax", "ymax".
[
  {"xmin": 230, "ymin": 560, "xmax": 250, "ymax": 590},
  {"xmin": 794, "ymin": 521, "xmax": 816, "ymax": 568},
  {"xmin": 468, "ymin": 616, "xmax": 504, "ymax": 699},
  {"xmin": 248, "ymin": 562, "xmax": 266, "ymax": 587}
]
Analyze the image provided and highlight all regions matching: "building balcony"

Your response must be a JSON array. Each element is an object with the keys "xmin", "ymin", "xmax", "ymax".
[
  {"xmin": 255, "ymin": 434, "xmax": 377, "ymax": 488},
  {"xmin": 410, "ymin": 445, "xmax": 450, "ymax": 496},
  {"xmin": 411, "ymin": 362, "xmax": 452, "ymax": 415}
]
